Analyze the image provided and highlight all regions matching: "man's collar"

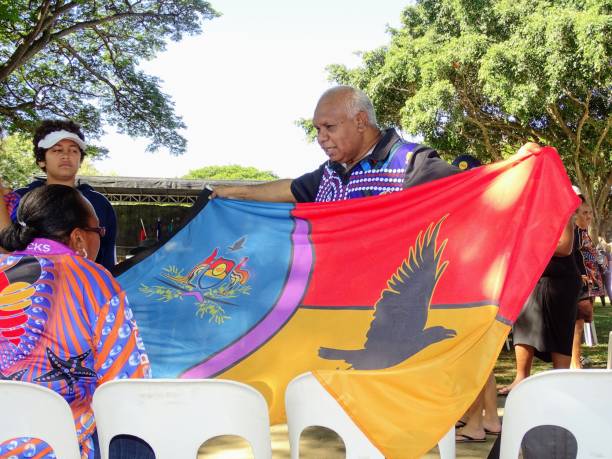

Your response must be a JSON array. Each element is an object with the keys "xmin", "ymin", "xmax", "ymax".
[
  {"xmin": 369, "ymin": 128, "xmax": 400, "ymax": 163},
  {"xmin": 328, "ymin": 128, "xmax": 399, "ymax": 176}
]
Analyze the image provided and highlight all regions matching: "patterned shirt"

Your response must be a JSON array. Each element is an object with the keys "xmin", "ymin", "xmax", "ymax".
[
  {"xmin": 2, "ymin": 191, "xmax": 19, "ymax": 220},
  {"xmin": 574, "ymin": 226, "xmax": 604, "ymax": 298},
  {"xmin": 0, "ymin": 239, "xmax": 150, "ymax": 458},
  {"xmin": 291, "ymin": 129, "xmax": 460, "ymax": 202}
]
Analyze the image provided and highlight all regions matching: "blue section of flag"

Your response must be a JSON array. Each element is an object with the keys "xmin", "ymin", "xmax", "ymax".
[{"xmin": 118, "ymin": 199, "xmax": 298, "ymax": 377}]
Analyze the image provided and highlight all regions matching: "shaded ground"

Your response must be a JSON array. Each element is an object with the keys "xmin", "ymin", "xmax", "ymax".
[
  {"xmin": 198, "ymin": 301, "xmax": 610, "ymax": 458},
  {"xmin": 495, "ymin": 300, "xmax": 611, "ymax": 386},
  {"xmin": 198, "ymin": 422, "xmax": 498, "ymax": 458}
]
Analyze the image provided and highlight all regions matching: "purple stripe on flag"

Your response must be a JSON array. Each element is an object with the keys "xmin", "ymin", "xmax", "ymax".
[{"xmin": 181, "ymin": 218, "xmax": 312, "ymax": 378}]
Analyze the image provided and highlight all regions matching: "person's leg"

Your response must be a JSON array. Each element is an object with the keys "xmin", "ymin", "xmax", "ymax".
[
  {"xmin": 482, "ymin": 373, "xmax": 502, "ymax": 434},
  {"xmin": 499, "ymin": 344, "xmax": 534, "ymax": 395},
  {"xmin": 456, "ymin": 390, "xmax": 486, "ymax": 441},
  {"xmin": 571, "ymin": 318, "xmax": 584, "ymax": 369},
  {"xmin": 551, "ymin": 352, "xmax": 571, "ymax": 369}
]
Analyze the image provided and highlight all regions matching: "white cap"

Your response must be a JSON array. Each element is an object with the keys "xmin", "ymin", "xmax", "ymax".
[{"xmin": 37, "ymin": 130, "xmax": 86, "ymax": 150}]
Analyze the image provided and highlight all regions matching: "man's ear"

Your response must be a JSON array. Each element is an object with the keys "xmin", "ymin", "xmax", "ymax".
[
  {"xmin": 356, "ymin": 111, "xmax": 368, "ymax": 131},
  {"xmin": 37, "ymin": 160, "xmax": 46, "ymax": 169}
]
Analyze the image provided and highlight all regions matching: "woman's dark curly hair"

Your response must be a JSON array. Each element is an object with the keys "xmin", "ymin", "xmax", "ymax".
[{"xmin": 32, "ymin": 119, "xmax": 86, "ymax": 171}]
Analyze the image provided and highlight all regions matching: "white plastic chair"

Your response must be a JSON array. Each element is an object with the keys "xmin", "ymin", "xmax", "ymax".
[
  {"xmin": 0, "ymin": 381, "xmax": 81, "ymax": 459},
  {"xmin": 499, "ymin": 369, "xmax": 612, "ymax": 459},
  {"xmin": 92, "ymin": 378, "xmax": 272, "ymax": 459},
  {"xmin": 285, "ymin": 372, "xmax": 455, "ymax": 459},
  {"xmin": 607, "ymin": 331, "xmax": 611, "ymax": 369}
]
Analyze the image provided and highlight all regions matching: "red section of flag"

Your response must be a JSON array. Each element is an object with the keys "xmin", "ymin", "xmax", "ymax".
[{"xmin": 292, "ymin": 146, "xmax": 578, "ymax": 323}]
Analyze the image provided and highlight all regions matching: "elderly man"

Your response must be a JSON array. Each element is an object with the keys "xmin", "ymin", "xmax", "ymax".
[{"xmin": 213, "ymin": 85, "xmax": 459, "ymax": 202}]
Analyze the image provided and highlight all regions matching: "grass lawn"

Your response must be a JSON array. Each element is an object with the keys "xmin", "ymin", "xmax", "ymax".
[{"xmin": 494, "ymin": 298, "xmax": 611, "ymax": 386}]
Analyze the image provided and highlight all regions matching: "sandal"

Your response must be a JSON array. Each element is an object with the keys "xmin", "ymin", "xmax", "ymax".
[
  {"xmin": 456, "ymin": 433, "xmax": 486, "ymax": 443},
  {"xmin": 455, "ymin": 420, "xmax": 466, "ymax": 429}
]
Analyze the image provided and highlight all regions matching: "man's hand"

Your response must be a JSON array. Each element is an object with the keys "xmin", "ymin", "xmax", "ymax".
[
  {"xmin": 0, "ymin": 178, "xmax": 12, "ymax": 234},
  {"xmin": 208, "ymin": 185, "xmax": 239, "ymax": 200},
  {"xmin": 0, "ymin": 179, "xmax": 10, "ymax": 197}
]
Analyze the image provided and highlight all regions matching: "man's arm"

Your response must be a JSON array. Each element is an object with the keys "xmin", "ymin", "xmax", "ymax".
[
  {"xmin": 211, "ymin": 179, "xmax": 296, "ymax": 203},
  {"xmin": 0, "ymin": 180, "xmax": 12, "ymax": 231}
]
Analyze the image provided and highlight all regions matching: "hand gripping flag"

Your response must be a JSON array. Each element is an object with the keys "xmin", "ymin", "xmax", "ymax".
[{"xmin": 116, "ymin": 145, "xmax": 579, "ymax": 458}]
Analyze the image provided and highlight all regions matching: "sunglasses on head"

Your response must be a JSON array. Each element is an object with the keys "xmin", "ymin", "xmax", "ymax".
[{"xmin": 82, "ymin": 226, "xmax": 106, "ymax": 237}]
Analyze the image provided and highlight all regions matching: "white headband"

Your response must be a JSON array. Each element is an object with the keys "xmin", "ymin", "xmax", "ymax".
[{"xmin": 37, "ymin": 130, "xmax": 86, "ymax": 150}]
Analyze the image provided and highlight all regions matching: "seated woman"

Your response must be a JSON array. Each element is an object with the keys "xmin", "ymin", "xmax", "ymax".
[{"xmin": 0, "ymin": 184, "xmax": 151, "ymax": 458}]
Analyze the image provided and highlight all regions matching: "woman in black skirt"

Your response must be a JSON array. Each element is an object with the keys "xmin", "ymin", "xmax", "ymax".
[{"xmin": 498, "ymin": 215, "xmax": 580, "ymax": 395}]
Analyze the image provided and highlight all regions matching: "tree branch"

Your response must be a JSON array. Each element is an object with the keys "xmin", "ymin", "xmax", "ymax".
[
  {"xmin": 574, "ymin": 91, "xmax": 591, "ymax": 165},
  {"xmin": 0, "ymin": 5, "xmax": 180, "ymax": 84},
  {"xmin": 50, "ymin": 11, "xmax": 179, "ymax": 42},
  {"xmin": 562, "ymin": 89, "xmax": 587, "ymax": 109},
  {"xmin": 456, "ymin": 75, "xmax": 498, "ymax": 159},
  {"xmin": 92, "ymin": 26, "xmax": 117, "ymax": 63},
  {"xmin": 56, "ymin": 40, "xmax": 124, "ymax": 106},
  {"xmin": 594, "ymin": 115, "xmax": 611, "ymax": 157},
  {"xmin": 0, "ymin": 0, "xmax": 55, "ymax": 81}
]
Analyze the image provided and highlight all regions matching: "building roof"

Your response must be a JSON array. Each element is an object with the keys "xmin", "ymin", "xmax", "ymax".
[{"xmin": 76, "ymin": 176, "xmax": 265, "ymax": 205}]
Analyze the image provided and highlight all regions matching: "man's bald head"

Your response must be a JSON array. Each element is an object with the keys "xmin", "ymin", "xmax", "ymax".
[{"xmin": 317, "ymin": 86, "xmax": 378, "ymax": 127}]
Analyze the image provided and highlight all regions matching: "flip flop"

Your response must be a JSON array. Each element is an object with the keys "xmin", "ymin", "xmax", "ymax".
[
  {"xmin": 455, "ymin": 420, "xmax": 466, "ymax": 428},
  {"xmin": 485, "ymin": 429, "xmax": 501, "ymax": 436},
  {"xmin": 456, "ymin": 433, "xmax": 487, "ymax": 443}
]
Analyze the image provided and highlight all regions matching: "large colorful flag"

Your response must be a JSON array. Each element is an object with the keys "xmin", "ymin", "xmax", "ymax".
[{"xmin": 117, "ymin": 145, "xmax": 578, "ymax": 458}]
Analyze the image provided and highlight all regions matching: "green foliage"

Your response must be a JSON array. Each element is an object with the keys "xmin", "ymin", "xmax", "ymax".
[
  {"xmin": 78, "ymin": 158, "xmax": 103, "ymax": 177},
  {"xmin": 183, "ymin": 164, "xmax": 279, "ymax": 180},
  {"xmin": 326, "ymin": 0, "xmax": 611, "ymax": 235},
  {"xmin": 0, "ymin": 133, "xmax": 37, "ymax": 187},
  {"xmin": 0, "ymin": 1, "xmax": 219, "ymax": 154},
  {"xmin": 295, "ymin": 118, "xmax": 317, "ymax": 142}
]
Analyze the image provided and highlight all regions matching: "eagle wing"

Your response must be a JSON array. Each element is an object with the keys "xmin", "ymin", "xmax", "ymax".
[{"xmin": 363, "ymin": 217, "xmax": 448, "ymax": 350}]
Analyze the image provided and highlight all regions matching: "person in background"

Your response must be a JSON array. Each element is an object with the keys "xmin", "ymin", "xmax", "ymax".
[
  {"xmin": 0, "ymin": 185, "xmax": 151, "ymax": 458},
  {"xmin": 1, "ymin": 119, "xmax": 117, "ymax": 269},
  {"xmin": 571, "ymin": 195, "xmax": 604, "ymax": 368},
  {"xmin": 497, "ymin": 214, "xmax": 579, "ymax": 395},
  {"xmin": 596, "ymin": 237, "xmax": 610, "ymax": 306},
  {"xmin": 449, "ymin": 155, "xmax": 502, "ymax": 443}
]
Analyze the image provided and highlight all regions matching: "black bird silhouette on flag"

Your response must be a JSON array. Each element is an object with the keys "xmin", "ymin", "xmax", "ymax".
[{"xmin": 319, "ymin": 217, "xmax": 456, "ymax": 369}]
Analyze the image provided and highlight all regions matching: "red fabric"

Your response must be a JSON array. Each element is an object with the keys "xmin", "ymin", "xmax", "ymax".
[{"xmin": 293, "ymin": 145, "xmax": 579, "ymax": 323}]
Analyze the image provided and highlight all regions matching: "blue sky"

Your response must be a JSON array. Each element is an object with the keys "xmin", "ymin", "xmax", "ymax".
[{"xmin": 96, "ymin": 0, "xmax": 410, "ymax": 179}]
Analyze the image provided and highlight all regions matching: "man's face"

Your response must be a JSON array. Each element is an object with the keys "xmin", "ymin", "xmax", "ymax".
[
  {"xmin": 39, "ymin": 139, "xmax": 82, "ymax": 182},
  {"xmin": 313, "ymin": 95, "xmax": 363, "ymax": 165}
]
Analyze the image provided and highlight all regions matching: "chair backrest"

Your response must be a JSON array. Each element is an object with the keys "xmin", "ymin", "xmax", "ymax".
[
  {"xmin": 0, "ymin": 381, "xmax": 81, "ymax": 459},
  {"xmin": 92, "ymin": 378, "xmax": 271, "ymax": 459},
  {"xmin": 607, "ymin": 331, "xmax": 611, "ymax": 369},
  {"xmin": 285, "ymin": 372, "xmax": 455, "ymax": 459},
  {"xmin": 499, "ymin": 369, "xmax": 612, "ymax": 459}
]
